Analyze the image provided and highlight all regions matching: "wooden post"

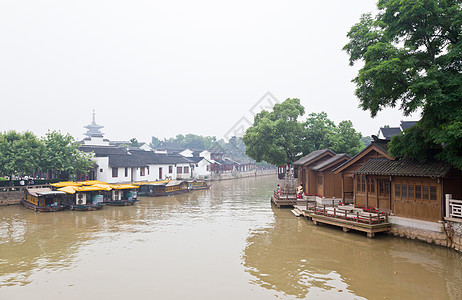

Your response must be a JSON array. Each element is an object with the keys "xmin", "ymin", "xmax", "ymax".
[
  {"xmin": 334, "ymin": 208, "xmax": 336, "ymax": 218},
  {"xmin": 356, "ymin": 211, "xmax": 359, "ymax": 223},
  {"xmin": 341, "ymin": 174, "xmax": 345, "ymax": 202},
  {"xmin": 323, "ymin": 205, "xmax": 326, "ymax": 215},
  {"xmin": 369, "ymin": 215, "xmax": 372, "ymax": 225},
  {"xmin": 386, "ymin": 213, "xmax": 388, "ymax": 223},
  {"xmin": 345, "ymin": 210, "xmax": 347, "ymax": 220}
]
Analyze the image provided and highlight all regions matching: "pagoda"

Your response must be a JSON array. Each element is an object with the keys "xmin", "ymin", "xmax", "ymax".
[{"xmin": 84, "ymin": 110, "xmax": 104, "ymax": 138}]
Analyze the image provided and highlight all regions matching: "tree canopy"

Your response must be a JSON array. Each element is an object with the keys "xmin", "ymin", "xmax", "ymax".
[
  {"xmin": 344, "ymin": 0, "xmax": 462, "ymax": 169},
  {"xmin": 0, "ymin": 130, "xmax": 93, "ymax": 179},
  {"xmin": 243, "ymin": 99, "xmax": 364, "ymax": 166}
]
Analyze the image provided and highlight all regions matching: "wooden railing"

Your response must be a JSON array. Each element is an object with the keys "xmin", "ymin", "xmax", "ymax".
[{"xmin": 446, "ymin": 194, "xmax": 462, "ymax": 219}]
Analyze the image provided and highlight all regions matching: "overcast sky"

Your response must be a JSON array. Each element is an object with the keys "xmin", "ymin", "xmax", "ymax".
[{"xmin": 0, "ymin": 0, "xmax": 420, "ymax": 143}]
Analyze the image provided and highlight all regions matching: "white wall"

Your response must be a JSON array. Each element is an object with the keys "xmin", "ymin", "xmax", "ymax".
[
  {"xmin": 200, "ymin": 150, "xmax": 211, "ymax": 161},
  {"xmin": 83, "ymin": 136, "xmax": 110, "ymax": 146},
  {"xmin": 192, "ymin": 159, "xmax": 211, "ymax": 178},
  {"xmin": 179, "ymin": 149, "xmax": 193, "ymax": 157}
]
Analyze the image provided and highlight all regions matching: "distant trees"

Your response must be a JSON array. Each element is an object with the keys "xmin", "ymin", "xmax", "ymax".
[
  {"xmin": 0, "ymin": 130, "xmax": 92, "ymax": 180},
  {"xmin": 243, "ymin": 98, "xmax": 364, "ymax": 166}
]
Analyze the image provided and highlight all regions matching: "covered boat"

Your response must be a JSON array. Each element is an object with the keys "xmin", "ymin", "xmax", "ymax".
[
  {"xmin": 21, "ymin": 188, "xmax": 66, "ymax": 212},
  {"xmin": 105, "ymin": 184, "xmax": 139, "ymax": 206},
  {"xmin": 136, "ymin": 180, "xmax": 189, "ymax": 197},
  {"xmin": 187, "ymin": 180, "xmax": 211, "ymax": 191},
  {"xmin": 57, "ymin": 185, "xmax": 108, "ymax": 211}
]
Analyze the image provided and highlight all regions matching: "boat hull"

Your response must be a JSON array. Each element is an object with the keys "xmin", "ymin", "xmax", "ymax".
[
  {"xmin": 140, "ymin": 189, "xmax": 190, "ymax": 197},
  {"xmin": 104, "ymin": 199, "xmax": 138, "ymax": 206},
  {"xmin": 68, "ymin": 204, "xmax": 104, "ymax": 211},
  {"xmin": 21, "ymin": 199, "xmax": 66, "ymax": 212}
]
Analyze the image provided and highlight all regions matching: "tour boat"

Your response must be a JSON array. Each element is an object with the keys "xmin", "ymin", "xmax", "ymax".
[
  {"xmin": 58, "ymin": 185, "xmax": 107, "ymax": 211},
  {"xmin": 21, "ymin": 188, "xmax": 66, "ymax": 212},
  {"xmin": 104, "ymin": 184, "xmax": 139, "ymax": 206},
  {"xmin": 187, "ymin": 180, "xmax": 211, "ymax": 190},
  {"xmin": 136, "ymin": 180, "xmax": 190, "ymax": 197}
]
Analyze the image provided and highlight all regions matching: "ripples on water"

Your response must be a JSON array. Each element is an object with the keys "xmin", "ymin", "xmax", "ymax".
[{"xmin": 0, "ymin": 176, "xmax": 461, "ymax": 299}]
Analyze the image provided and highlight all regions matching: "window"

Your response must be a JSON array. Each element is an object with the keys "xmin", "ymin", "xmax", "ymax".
[
  {"xmin": 415, "ymin": 185, "xmax": 421, "ymax": 199},
  {"xmin": 369, "ymin": 178, "xmax": 375, "ymax": 193},
  {"xmin": 147, "ymin": 167, "xmax": 150, "ymax": 175},
  {"xmin": 408, "ymin": 185, "xmax": 414, "ymax": 199},
  {"xmin": 140, "ymin": 167, "xmax": 145, "ymax": 176},
  {"xmin": 395, "ymin": 184, "xmax": 401, "ymax": 198},
  {"xmin": 207, "ymin": 165, "xmax": 210, "ymax": 171},
  {"xmin": 356, "ymin": 176, "xmax": 361, "ymax": 192},
  {"xmin": 402, "ymin": 184, "xmax": 407, "ymax": 198},
  {"xmin": 177, "ymin": 167, "xmax": 183, "ymax": 174},
  {"xmin": 169, "ymin": 166, "xmax": 173, "ymax": 173},
  {"xmin": 112, "ymin": 167, "xmax": 118, "ymax": 178},
  {"xmin": 100, "ymin": 169, "xmax": 103, "ymax": 173},
  {"xmin": 125, "ymin": 167, "xmax": 128, "ymax": 177},
  {"xmin": 361, "ymin": 175, "xmax": 366, "ymax": 192},
  {"xmin": 379, "ymin": 180, "xmax": 390, "ymax": 197},
  {"xmin": 184, "ymin": 166, "xmax": 189, "ymax": 174},
  {"xmin": 422, "ymin": 186, "xmax": 429, "ymax": 200},
  {"xmin": 430, "ymin": 186, "xmax": 437, "ymax": 200}
]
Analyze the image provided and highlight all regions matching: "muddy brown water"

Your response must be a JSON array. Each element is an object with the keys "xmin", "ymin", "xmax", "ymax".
[{"xmin": 0, "ymin": 176, "xmax": 461, "ymax": 299}]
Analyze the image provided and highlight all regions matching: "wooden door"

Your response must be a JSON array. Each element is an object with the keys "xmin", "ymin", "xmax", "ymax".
[{"xmin": 159, "ymin": 167, "xmax": 163, "ymax": 180}]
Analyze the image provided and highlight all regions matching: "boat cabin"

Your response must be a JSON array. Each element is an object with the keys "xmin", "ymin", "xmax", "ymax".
[{"xmin": 22, "ymin": 188, "xmax": 66, "ymax": 212}]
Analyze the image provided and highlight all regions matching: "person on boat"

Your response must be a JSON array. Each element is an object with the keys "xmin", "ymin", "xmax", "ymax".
[{"xmin": 297, "ymin": 184, "xmax": 304, "ymax": 199}]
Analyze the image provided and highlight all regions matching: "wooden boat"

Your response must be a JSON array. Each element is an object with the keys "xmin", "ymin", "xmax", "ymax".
[
  {"xmin": 104, "ymin": 184, "xmax": 139, "ymax": 206},
  {"xmin": 57, "ymin": 185, "xmax": 107, "ymax": 211},
  {"xmin": 187, "ymin": 180, "xmax": 211, "ymax": 190},
  {"xmin": 21, "ymin": 188, "xmax": 66, "ymax": 212},
  {"xmin": 136, "ymin": 180, "xmax": 190, "ymax": 197}
]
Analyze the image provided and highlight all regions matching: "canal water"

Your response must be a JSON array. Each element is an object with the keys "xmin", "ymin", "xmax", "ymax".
[{"xmin": 0, "ymin": 176, "xmax": 461, "ymax": 299}]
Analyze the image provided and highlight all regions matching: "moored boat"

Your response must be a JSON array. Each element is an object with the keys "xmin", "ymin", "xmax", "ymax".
[
  {"xmin": 187, "ymin": 180, "xmax": 211, "ymax": 190},
  {"xmin": 105, "ymin": 184, "xmax": 139, "ymax": 206},
  {"xmin": 136, "ymin": 180, "xmax": 189, "ymax": 197},
  {"xmin": 57, "ymin": 185, "xmax": 107, "ymax": 211},
  {"xmin": 21, "ymin": 188, "xmax": 66, "ymax": 212}
]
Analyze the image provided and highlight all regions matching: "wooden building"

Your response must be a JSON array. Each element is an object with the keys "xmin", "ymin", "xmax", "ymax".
[
  {"xmin": 333, "ymin": 140, "xmax": 393, "ymax": 204},
  {"xmin": 293, "ymin": 150, "xmax": 350, "ymax": 198},
  {"xmin": 354, "ymin": 158, "xmax": 462, "ymax": 222}
]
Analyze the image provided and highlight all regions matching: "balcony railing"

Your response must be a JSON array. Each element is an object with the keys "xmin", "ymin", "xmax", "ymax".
[{"xmin": 445, "ymin": 194, "xmax": 462, "ymax": 220}]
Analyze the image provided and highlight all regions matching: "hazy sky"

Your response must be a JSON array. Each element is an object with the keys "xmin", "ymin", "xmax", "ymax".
[{"xmin": 0, "ymin": 1, "xmax": 420, "ymax": 143}]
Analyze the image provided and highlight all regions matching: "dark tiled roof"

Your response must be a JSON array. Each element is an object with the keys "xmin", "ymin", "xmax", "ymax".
[
  {"xmin": 293, "ymin": 149, "xmax": 335, "ymax": 166},
  {"xmin": 80, "ymin": 145, "xmax": 127, "ymax": 157},
  {"xmin": 214, "ymin": 159, "xmax": 235, "ymax": 166},
  {"xmin": 185, "ymin": 157, "xmax": 209, "ymax": 163},
  {"xmin": 311, "ymin": 154, "xmax": 350, "ymax": 171},
  {"xmin": 130, "ymin": 150, "xmax": 192, "ymax": 165},
  {"xmin": 332, "ymin": 141, "xmax": 391, "ymax": 173},
  {"xmin": 355, "ymin": 158, "xmax": 451, "ymax": 177},
  {"xmin": 379, "ymin": 127, "xmax": 401, "ymax": 139},
  {"xmin": 108, "ymin": 154, "xmax": 147, "ymax": 167},
  {"xmin": 400, "ymin": 121, "xmax": 417, "ymax": 131}
]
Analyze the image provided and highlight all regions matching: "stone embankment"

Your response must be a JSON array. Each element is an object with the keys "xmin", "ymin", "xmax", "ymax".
[
  {"xmin": 0, "ymin": 186, "xmax": 24, "ymax": 206},
  {"xmin": 388, "ymin": 216, "xmax": 462, "ymax": 252}
]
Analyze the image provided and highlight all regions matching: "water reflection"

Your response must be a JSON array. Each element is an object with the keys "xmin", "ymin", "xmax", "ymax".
[
  {"xmin": 1, "ymin": 176, "xmax": 461, "ymax": 300},
  {"xmin": 243, "ymin": 206, "xmax": 462, "ymax": 299}
]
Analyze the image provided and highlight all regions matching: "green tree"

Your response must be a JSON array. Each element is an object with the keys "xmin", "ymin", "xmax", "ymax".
[
  {"xmin": 344, "ymin": 0, "xmax": 462, "ymax": 168},
  {"xmin": 41, "ymin": 131, "xmax": 93, "ymax": 179},
  {"xmin": 129, "ymin": 138, "xmax": 140, "ymax": 147},
  {"xmin": 243, "ymin": 98, "xmax": 305, "ymax": 166},
  {"xmin": 149, "ymin": 136, "xmax": 161, "ymax": 148},
  {"xmin": 0, "ymin": 131, "xmax": 43, "ymax": 179},
  {"xmin": 330, "ymin": 120, "xmax": 364, "ymax": 156},
  {"xmin": 302, "ymin": 112, "xmax": 336, "ymax": 154}
]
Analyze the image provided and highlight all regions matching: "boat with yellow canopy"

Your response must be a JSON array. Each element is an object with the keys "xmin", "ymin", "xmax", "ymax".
[
  {"xmin": 57, "ymin": 184, "xmax": 110, "ymax": 211},
  {"xmin": 105, "ymin": 184, "xmax": 139, "ymax": 206}
]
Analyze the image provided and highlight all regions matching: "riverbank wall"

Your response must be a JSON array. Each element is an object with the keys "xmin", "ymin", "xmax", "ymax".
[
  {"xmin": 209, "ymin": 169, "xmax": 276, "ymax": 181},
  {"xmin": 0, "ymin": 189, "xmax": 23, "ymax": 206},
  {"xmin": 388, "ymin": 217, "xmax": 462, "ymax": 252}
]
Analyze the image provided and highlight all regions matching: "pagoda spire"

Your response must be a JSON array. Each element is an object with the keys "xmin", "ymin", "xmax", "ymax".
[{"xmin": 84, "ymin": 110, "xmax": 104, "ymax": 138}]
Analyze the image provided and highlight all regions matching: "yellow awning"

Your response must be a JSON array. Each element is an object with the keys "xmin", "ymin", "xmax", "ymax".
[
  {"xmin": 110, "ymin": 184, "xmax": 139, "ymax": 190},
  {"xmin": 57, "ymin": 186, "xmax": 78, "ymax": 194},
  {"xmin": 76, "ymin": 185, "xmax": 112, "ymax": 192},
  {"xmin": 50, "ymin": 181, "xmax": 82, "ymax": 188},
  {"xmin": 78, "ymin": 180, "xmax": 108, "ymax": 186}
]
